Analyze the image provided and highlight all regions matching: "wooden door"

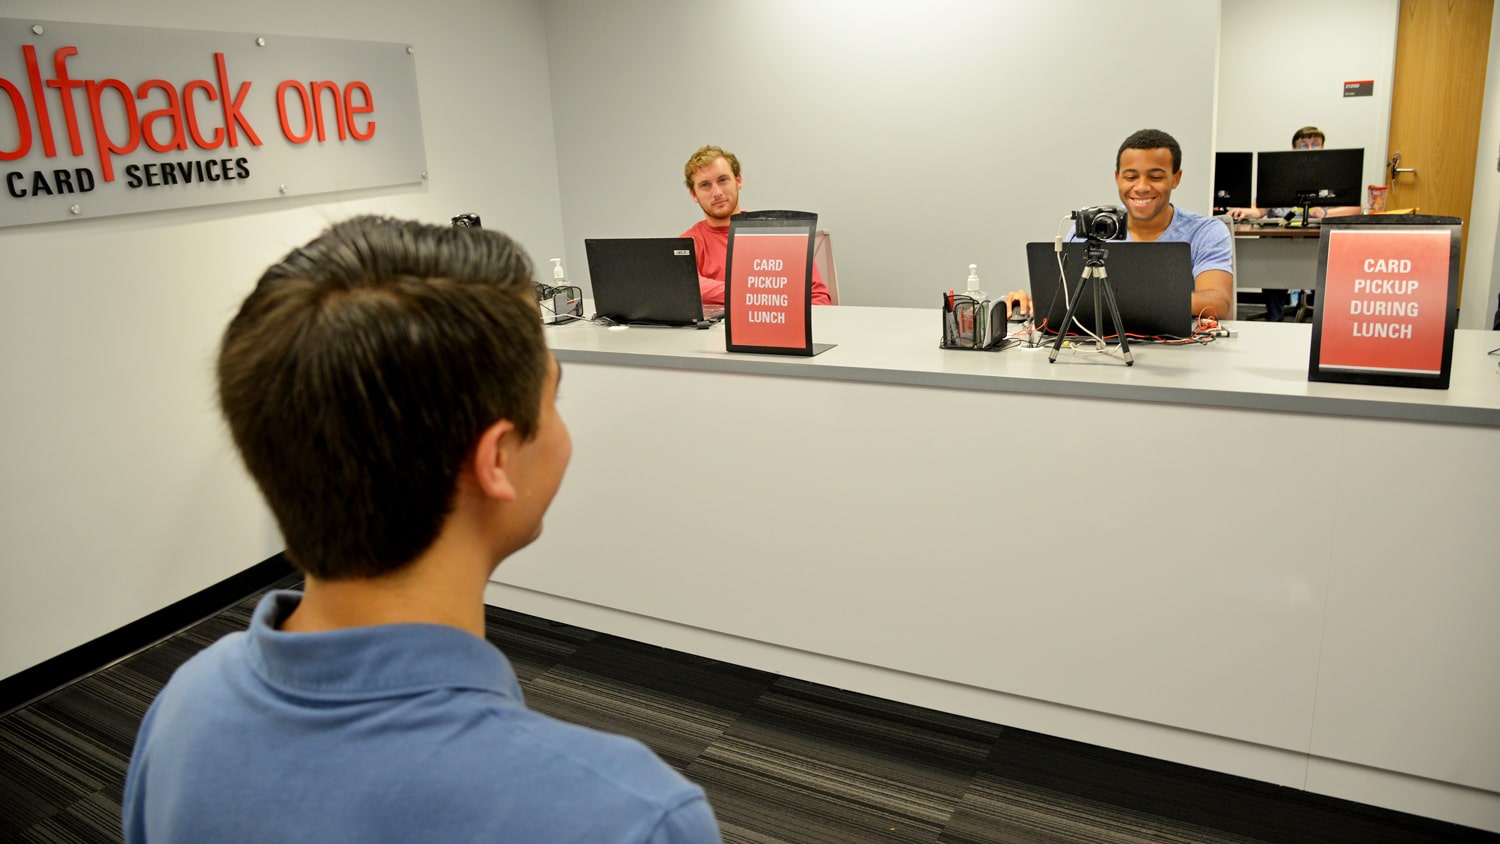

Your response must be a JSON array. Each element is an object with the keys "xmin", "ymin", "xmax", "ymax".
[{"xmin": 1387, "ymin": 0, "xmax": 1494, "ymax": 298}]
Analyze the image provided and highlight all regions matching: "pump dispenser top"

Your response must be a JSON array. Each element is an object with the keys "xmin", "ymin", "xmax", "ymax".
[
  {"xmin": 551, "ymin": 258, "xmax": 565, "ymax": 282},
  {"xmin": 965, "ymin": 264, "xmax": 986, "ymax": 301}
]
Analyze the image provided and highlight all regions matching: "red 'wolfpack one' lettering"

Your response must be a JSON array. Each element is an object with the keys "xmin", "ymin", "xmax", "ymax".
[{"xmin": 0, "ymin": 45, "xmax": 262, "ymax": 182}]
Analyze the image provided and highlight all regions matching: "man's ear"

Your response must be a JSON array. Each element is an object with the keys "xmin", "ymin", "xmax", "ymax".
[{"xmin": 469, "ymin": 418, "xmax": 520, "ymax": 503}]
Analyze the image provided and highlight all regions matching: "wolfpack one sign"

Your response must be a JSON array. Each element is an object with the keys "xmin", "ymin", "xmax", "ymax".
[{"xmin": 0, "ymin": 19, "xmax": 427, "ymax": 228}]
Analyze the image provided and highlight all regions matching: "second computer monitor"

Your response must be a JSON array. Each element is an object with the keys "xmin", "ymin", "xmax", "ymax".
[
  {"xmin": 1213, "ymin": 152, "xmax": 1253, "ymax": 212},
  {"xmin": 1255, "ymin": 148, "xmax": 1364, "ymax": 210}
]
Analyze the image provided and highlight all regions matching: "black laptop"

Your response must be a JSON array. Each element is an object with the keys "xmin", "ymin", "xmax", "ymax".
[
  {"xmin": 584, "ymin": 237, "xmax": 723, "ymax": 325},
  {"xmin": 1025, "ymin": 241, "xmax": 1196, "ymax": 339}
]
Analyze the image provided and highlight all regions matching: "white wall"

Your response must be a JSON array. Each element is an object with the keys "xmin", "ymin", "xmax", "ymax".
[
  {"xmin": 0, "ymin": 0, "xmax": 567, "ymax": 680},
  {"xmin": 1216, "ymin": 0, "xmax": 1399, "ymax": 202},
  {"xmin": 1461, "ymin": 2, "xmax": 1500, "ymax": 330},
  {"xmin": 543, "ymin": 0, "xmax": 1223, "ymax": 308}
]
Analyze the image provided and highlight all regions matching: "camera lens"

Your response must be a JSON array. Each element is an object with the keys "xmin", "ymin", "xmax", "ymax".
[{"xmin": 1091, "ymin": 215, "xmax": 1120, "ymax": 239}]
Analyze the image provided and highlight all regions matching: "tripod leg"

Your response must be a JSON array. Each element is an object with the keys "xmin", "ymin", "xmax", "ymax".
[
  {"xmin": 1099, "ymin": 276, "xmax": 1133, "ymax": 365},
  {"xmin": 1049, "ymin": 274, "xmax": 1089, "ymax": 363},
  {"xmin": 1090, "ymin": 272, "xmax": 1106, "ymax": 350}
]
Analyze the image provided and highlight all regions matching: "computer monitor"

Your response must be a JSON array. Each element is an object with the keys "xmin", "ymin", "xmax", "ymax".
[
  {"xmin": 1212, "ymin": 152, "xmax": 1252, "ymax": 212},
  {"xmin": 1254, "ymin": 148, "xmax": 1364, "ymax": 212}
]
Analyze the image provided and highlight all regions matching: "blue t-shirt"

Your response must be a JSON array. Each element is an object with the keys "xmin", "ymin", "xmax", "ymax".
[
  {"xmin": 1070, "ymin": 205, "xmax": 1234, "ymax": 280},
  {"xmin": 123, "ymin": 591, "xmax": 721, "ymax": 844}
]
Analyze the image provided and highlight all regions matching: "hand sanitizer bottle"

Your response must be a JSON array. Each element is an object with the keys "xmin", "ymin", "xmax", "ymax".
[
  {"xmin": 545, "ymin": 258, "xmax": 575, "ymax": 323},
  {"xmin": 966, "ymin": 264, "xmax": 990, "ymax": 345},
  {"xmin": 965, "ymin": 264, "xmax": 986, "ymax": 302}
]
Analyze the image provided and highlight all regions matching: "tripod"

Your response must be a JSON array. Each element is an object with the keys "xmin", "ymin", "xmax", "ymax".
[{"xmin": 1048, "ymin": 239, "xmax": 1133, "ymax": 366}]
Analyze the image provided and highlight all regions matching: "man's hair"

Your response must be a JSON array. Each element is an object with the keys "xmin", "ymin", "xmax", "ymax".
[
  {"xmin": 217, "ymin": 215, "xmax": 549, "ymax": 581},
  {"xmin": 1292, "ymin": 126, "xmax": 1325, "ymax": 146},
  {"xmin": 1116, "ymin": 128, "xmax": 1182, "ymax": 173},
  {"xmin": 683, "ymin": 145, "xmax": 741, "ymax": 189}
]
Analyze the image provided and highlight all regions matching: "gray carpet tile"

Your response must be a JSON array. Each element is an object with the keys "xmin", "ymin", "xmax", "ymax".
[
  {"xmin": 684, "ymin": 679, "xmax": 1002, "ymax": 843},
  {"xmin": 20, "ymin": 789, "xmax": 124, "ymax": 844},
  {"xmin": 526, "ymin": 666, "xmax": 743, "ymax": 771},
  {"xmin": 519, "ymin": 637, "xmax": 776, "ymax": 771},
  {"xmin": 2, "ymin": 704, "xmax": 123, "ymax": 799},
  {"xmin": 483, "ymin": 606, "xmax": 598, "ymax": 683},
  {"xmin": 0, "ymin": 735, "xmax": 85, "ymax": 837},
  {"xmin": 555, "ymin": 636, "xmax": 779, "ymax": 714},
  {"xmin": 976, "ymin": 727, "xmax": 1493, "ymax": 844},
  {"xmin": 763, "ymin": 678, "xmax": 1005, "ymax": 765},
  {"xmin": 940, "ymin": 771, "xmax": 1264, "ymax": 844}
]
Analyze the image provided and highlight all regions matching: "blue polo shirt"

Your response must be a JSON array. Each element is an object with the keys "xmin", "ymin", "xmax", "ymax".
[
  {"xmin": 1147, "ymin": 205, "xmax": 1234, "ymax": 279},
  {"xmin": 123, "ymin": 591, "xmax": 721, "ymax": 843}
]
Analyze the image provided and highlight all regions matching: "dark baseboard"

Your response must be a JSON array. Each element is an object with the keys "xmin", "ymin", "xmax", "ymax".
[{"xmin": 0, "ymin": 553, "xmax": 294, "ymax": 717}]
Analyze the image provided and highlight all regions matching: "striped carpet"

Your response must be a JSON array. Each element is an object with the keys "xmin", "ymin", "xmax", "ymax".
[{"xmin": 2, "ymin": 577, "xmax": 1493, "ymax": 843}]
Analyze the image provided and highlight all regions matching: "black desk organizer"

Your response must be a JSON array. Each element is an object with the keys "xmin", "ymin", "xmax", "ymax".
[{"xmin": 940, "ymin": 294, "xmax": 1008, "ymax": 351}]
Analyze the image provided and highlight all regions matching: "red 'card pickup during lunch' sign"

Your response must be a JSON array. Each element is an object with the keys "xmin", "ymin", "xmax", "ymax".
[
  {"xmin": 1310, "ymin": 224, "xmax": 1459, "ymax": 389},
  {"xmin": 724, "ymin": 212, "xmax": 831, "ymax": 356},
  {"xmin": 727, "ymin": 232, "xmax": 809, "ymax": 349}
]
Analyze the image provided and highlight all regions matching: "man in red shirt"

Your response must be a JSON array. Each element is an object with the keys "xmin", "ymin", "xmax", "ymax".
[{"xmin": 680, "ymin": 145, "xmax": 831, "ymax": 307}]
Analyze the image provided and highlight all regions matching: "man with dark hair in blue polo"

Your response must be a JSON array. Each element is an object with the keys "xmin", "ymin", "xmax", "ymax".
[{"xmin": 123, "ymin": 216, "xmax": 721, "ymax": 844}]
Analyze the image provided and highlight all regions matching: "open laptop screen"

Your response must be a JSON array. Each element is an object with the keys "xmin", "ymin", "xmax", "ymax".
[
  {"xmin": 584, "ymin": 237, "xmax": 717, "ymax": 325},
  {"xmin": 1025, "ymin": 241, "xmax": 1195, "ymax": 339}
]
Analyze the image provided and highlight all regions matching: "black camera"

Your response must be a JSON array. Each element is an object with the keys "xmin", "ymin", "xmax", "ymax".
[
  {"xmin": 1073, "ymin": 206, "xmax": 1127, "ymax": 241},
  {"xmin": 451, "ymin": 213, "xmax": 482, "ymax": 228}
]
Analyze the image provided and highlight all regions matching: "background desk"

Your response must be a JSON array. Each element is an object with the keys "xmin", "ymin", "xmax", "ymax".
[
  {"xmin": 1234, "ymin": 224, "xmax": 1325, "ymax": 239},
  {"xmin": 490, "ymin": 307, "xmax": 1500, "ymax": 832},
  {"xmin": 1234, "ymin": 224, "xmax": 1321, "ymax": 308}
]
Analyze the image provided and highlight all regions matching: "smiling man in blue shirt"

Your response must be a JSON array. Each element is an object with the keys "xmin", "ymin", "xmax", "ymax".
[{"xmin": 1005, "ymin": 128, "xmax": 1235, "ymax": 321}]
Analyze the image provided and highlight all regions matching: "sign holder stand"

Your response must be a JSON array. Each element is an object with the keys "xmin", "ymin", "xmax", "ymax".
[
  {"xmin": 1307, "ymin": 215, "xmax": 1461, "ymax": 389},
  {"xmin": 723, "ymin": 210, "xmax": 834, "ymax": 357}
]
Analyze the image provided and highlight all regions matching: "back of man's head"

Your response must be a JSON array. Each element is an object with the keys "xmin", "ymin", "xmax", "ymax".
[
  {"xmin": 217, "ymin": 215, "xmax": 548, "ymax": 580},
  {"xmin": 683, "ymin": 144, "xmax": 740, "ymax": 188},
  {"xmin": 1116, "ymin": 128, "xmax": 1182, "ymax": 173}
]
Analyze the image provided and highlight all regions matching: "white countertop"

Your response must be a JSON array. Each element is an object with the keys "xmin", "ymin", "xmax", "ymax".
[{"xmin": 545, "ymin": 305, "xmax": 1500, "ymax": 427}]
